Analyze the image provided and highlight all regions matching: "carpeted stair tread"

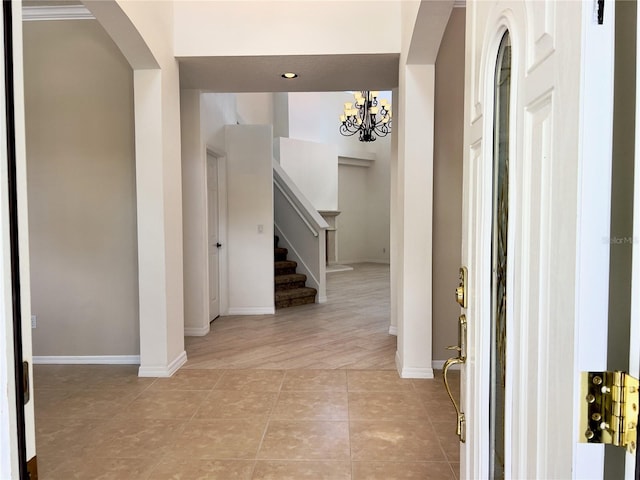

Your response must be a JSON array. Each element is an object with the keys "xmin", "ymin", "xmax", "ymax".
[
  {"xmin": 275, "ymin": 287, "xmax": 317, "ymax": 309},
  {"xmin": 274, "ymin": 247, "xmax": 288, "ymax": 261},
  {"xmin": 273, "ymin": 235, "xmax": 315, "ymax": 308},
  {"xmin": 275, "ymin": 260, "xmax": 297, "ymax": 275},
  {"xmin": 275, "ymin": 273, "xmax": 307, "ymax": 291}
]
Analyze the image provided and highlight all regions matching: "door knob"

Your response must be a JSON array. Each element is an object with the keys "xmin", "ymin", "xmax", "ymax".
[{"xmin": 216, "ymin": 243, "xmax": 222, "ymax": 248}]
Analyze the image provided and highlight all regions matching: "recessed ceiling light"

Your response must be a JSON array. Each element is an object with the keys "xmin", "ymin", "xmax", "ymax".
[{"xmin": 281, "ymin": 72, "xmax": 298, "ymax": 79}]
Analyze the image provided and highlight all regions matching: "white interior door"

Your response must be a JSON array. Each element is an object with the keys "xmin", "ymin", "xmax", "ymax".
[
  {"xmin": 461, "ymin": 1, "xmax": 615, "ymax": 479},
  {"xmin": 207, "ymin": 153, "xmax": 220, "ymax": 321}
]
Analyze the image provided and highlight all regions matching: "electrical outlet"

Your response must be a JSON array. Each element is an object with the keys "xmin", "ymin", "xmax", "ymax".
[{"xmin": 31, "ymin": 315, "xmax": 36, "ymax": 329}]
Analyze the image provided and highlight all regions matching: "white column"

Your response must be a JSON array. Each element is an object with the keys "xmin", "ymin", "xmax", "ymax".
[
  {"xmin": 134, "ymin": 68, "xmax": 186, "ymax": 376},
  {"xmin": 395, "ymin": 64, "xmax": 435, "ymax": 378}
]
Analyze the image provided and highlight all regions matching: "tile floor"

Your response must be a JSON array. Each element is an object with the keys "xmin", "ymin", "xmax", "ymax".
[
  {"xmin": 34, "ymin": 366, "xmax": 460, "ymax": 479},
  {"xmin": 33, "ymin": 264, "xmax": 461, "ymax": 479}
]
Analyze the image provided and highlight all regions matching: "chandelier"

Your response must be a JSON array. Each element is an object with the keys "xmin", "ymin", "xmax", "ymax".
[{"xmin": 339, "ymin": 91, "xmax": 392, "ymax": 142}]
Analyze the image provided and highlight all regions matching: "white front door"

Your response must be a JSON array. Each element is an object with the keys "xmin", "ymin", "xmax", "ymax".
[
  {"xmin": 1, "ymin": 1, "xmax": 37, "ymax": 477},
  {"xmin": 460, "ymin": 1, "xmax": 617, "ymax": 478},
  {"xmin": 207, "ymin": 153, "xmax": 220, "ymax": 321}
]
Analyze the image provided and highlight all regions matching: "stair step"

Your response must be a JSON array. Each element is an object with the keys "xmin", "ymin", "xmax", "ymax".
[
  {"xmin": 275, "ymin": 260, "xmax": 297, "ymax": 275},
  {"xmin": 275, "ymin": 287, "xmax": 317, "ymax": 309},
  {"xmin": 275, "ymin": 273, "xmax": 307, "ymax": 291},
  {"xmin": 274, "ymin": 247, "xmax": 288, "ymax": 262}
]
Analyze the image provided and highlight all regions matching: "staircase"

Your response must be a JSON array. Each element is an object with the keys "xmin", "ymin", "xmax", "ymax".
[{"xmin": 274, "ymin": 236, "xmax": 317, "ymax": 308}]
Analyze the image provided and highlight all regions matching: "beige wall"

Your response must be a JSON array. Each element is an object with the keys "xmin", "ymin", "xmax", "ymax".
[
  {"xmin": 432, "ymin": 8, "xmax": 465, "ymax": 362},
  {"xmin": 24, "ymin": 20, "xmax": 139, "ymax": 356}
]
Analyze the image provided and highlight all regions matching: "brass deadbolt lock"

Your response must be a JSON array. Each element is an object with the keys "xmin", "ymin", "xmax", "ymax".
[{"xmin": 455, "ymin": 267, "xmax": 468, "ymax": 308}]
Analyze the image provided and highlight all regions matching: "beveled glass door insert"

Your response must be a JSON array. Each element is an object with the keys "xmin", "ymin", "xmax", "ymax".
[{"xmin": 490, "ymin": 31, "xmax": 511, "ymax": 480}]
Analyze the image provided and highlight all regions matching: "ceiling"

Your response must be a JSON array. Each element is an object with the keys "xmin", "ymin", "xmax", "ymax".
[
  {"xmin": 178, "ymin": 53, "xmax": 400, "ymax": 93},
  {"xmin": 23, "ymin": 3, "xmax": 400, "ymax": 93}
]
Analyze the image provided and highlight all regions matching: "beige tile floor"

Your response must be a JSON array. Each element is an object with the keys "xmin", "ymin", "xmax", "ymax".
[{"xmin": 34, "ymin": 264, "xmax": 461, "ymax": 479}]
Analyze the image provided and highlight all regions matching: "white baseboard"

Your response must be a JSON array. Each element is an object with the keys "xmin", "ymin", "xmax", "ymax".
[
  {"xmin": 395, "ymin": 351, "xmax": 434, "ymax": 378},
  {"xmin": 339, "ymin": 259, "xmax": 391, "ymax": 265},
  {"xmin": 400, "ymin": 366, "xmax": 434, "ymax": 379},
  {"xmin": 138, "ymin": 350, "xmax": 187, "ymax": 378},
  {"xmin": 432, "ymin": 360, "xmax": 461, "ymax": 370},
  {"xmin": 388, "ymin": 325, "xmax": 398, "ymax": 336},
  {"xmin": 227, "ymin": 307, "xmax": 275, "ymax": 315},
  {"xmin": 33, "ymin": 355, "xmax": 140, "ymax": 365},
  {"xmin": 318, "ymin": 295, "xmax": 328, "ymax": 304},
  {"xmin": 184, "ymin": 325, "xmax": 210, "ymax": 336}
]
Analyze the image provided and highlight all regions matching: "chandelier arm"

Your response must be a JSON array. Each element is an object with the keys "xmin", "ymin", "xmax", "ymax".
[
  {"xmin": 339, "ymin": 123, "xmax": 361, "ymax": 136},
  {"xmin": 372, "ymin": 122, "xmax": 391, "ymax": 137}
]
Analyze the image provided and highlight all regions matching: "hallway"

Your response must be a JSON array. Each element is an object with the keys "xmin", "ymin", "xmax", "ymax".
[{"xmin": 33, "ymin": 264, "xmax": 459, "ymax": 479}]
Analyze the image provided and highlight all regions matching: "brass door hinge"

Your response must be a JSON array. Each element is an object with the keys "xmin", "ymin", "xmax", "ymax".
[
  {"xmin": 26, "ymin": 455, "xmax": 38, "ymax": 480},
  {"xmin": 581, "ymin": 371, "xmax": 639, "ymax": 453}
]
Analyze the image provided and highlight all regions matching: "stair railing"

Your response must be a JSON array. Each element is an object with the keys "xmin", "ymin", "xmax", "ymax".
[
  {"xmin": 274, "ymin": 181, "xmax": 319, "ymax": 237},
  {"xmin": 273, "ymin": 160, "xmax": 329, "ymax": 303}
]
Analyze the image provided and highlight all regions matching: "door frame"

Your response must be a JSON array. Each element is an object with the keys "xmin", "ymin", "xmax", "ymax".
[{"xmin": 206, "ymin": 147, "xmax": 227, "ymax": 318}]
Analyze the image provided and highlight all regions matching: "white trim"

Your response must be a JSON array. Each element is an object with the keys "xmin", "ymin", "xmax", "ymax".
[
  {"xmin": 338, "ymin": 157, "xmax": 373, "ymax": 168},
  {"xmin": 206, "ymin": 146, "xmax": 226, "ymax": 158},
  {"xmin": 432, "ymin": 360, "xmax": 461, "ymax": 370},
  {"xmin": 33, "ymin": 355, "xmax": 140, "ymax": 365},
  {"xmin": 326, "ymin": 264, "xmax": 354, "ymax": 273},
  {"xmin": 318, "ymin": 295, "xmax": 328, "ymax": 304},
  {"xmin": 184, "ymin": 325, "xmax": 210, "ymax": 337},
  {"xmin": 395, "ymin": 350, "xmax": 434, "ymax": 378},
  {"xmin": 337, "ymin": 149, "xmax": 376, "ymax": 161},
  {"xmin": 400, "ymin": 366, "xmax": 434, "ymax": 379},
  {"xmin": 22, "ymin": 5, "xmax": 94, "ymax": 22},
  {"xmin": 388, "ymin": 325, "xmax": 398, "ymax": 335},
  {"xmin": 338, "ymin": 259, "xmax": 391, "ymax": 265},
  {"xmin": 227, "ymin": 307, "xmax": 275, "ymax": 315},
  {"xmin": 138, "ymin": 350, "xmax": 187, "ymax": 378},
  {"xmin": 452, "ymin": 0, "xmax": 466, "ymax": 8}
]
